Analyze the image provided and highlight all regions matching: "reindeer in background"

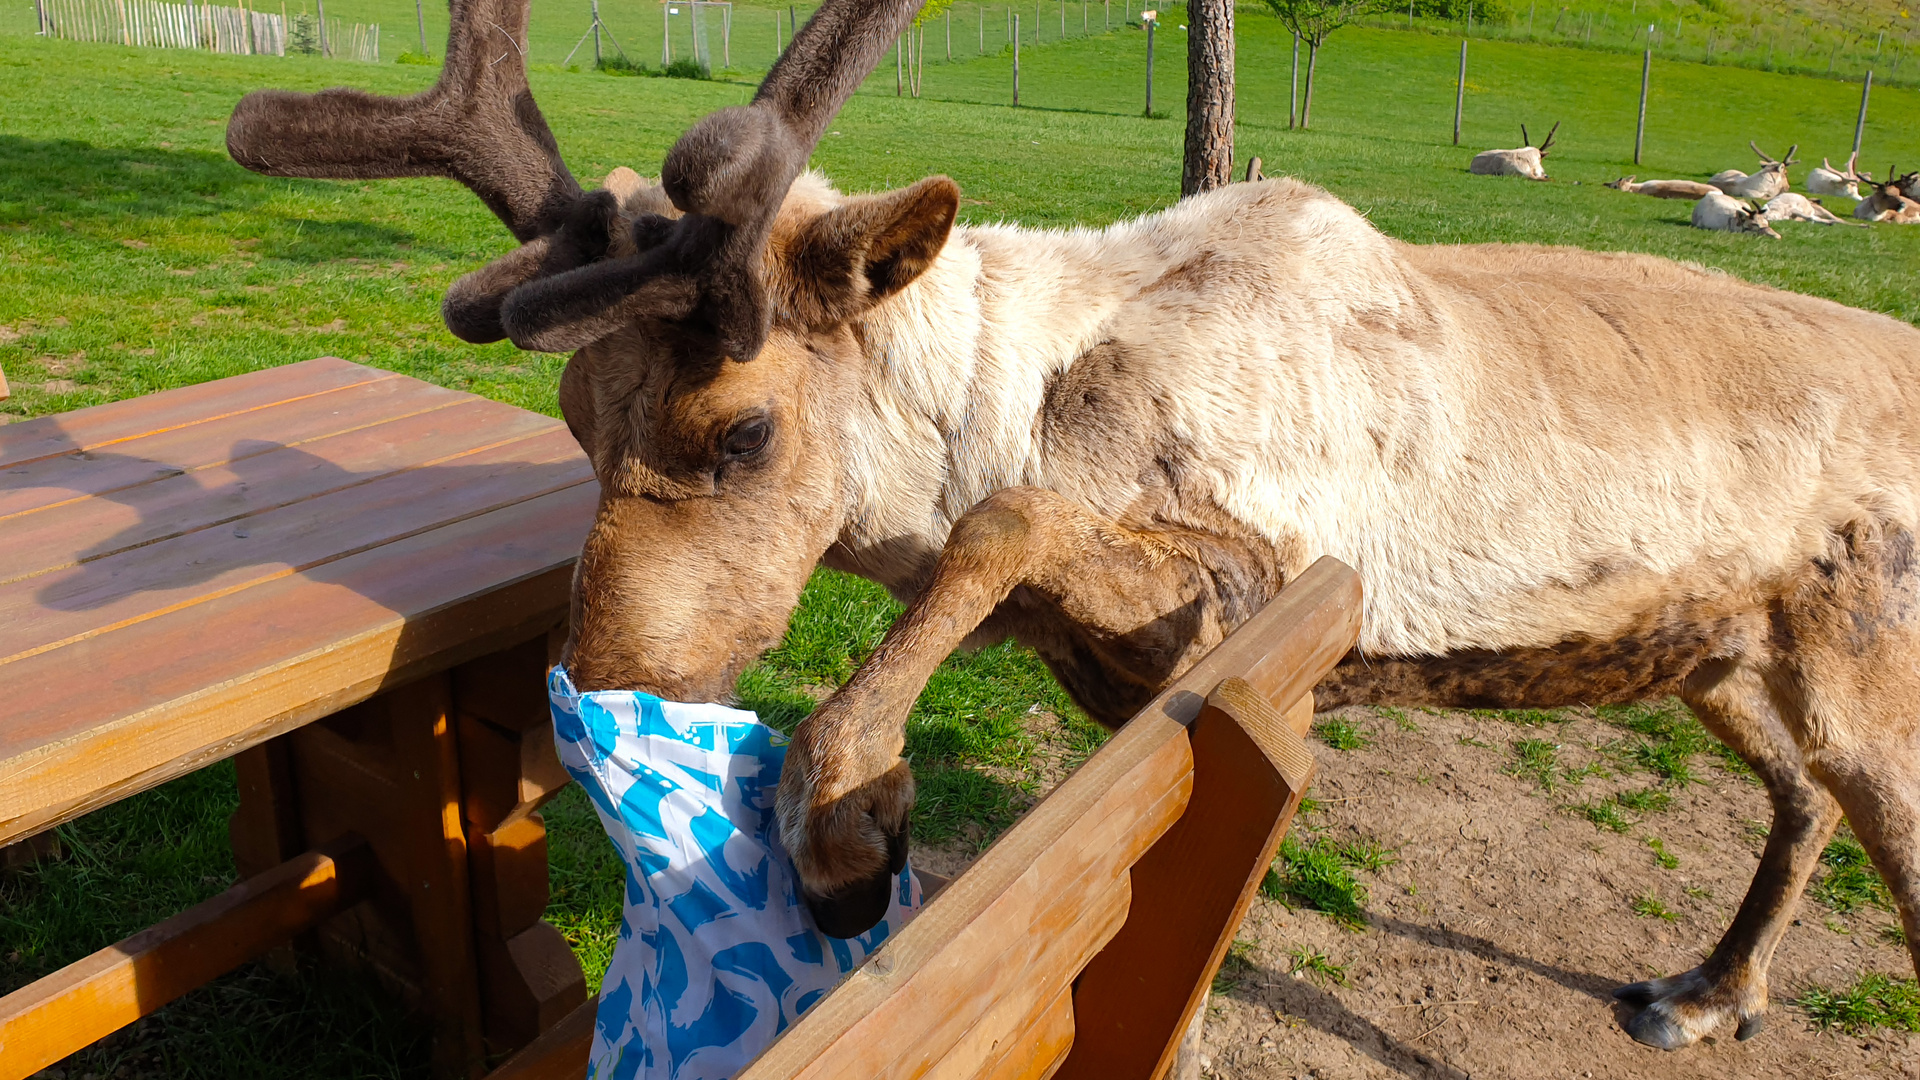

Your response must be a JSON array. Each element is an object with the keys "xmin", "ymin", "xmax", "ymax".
[
  {"xmin": 1854, "ymin": 174, "xmax": 1920, "ymax": 223},
  {"xmin": 1710, "ymin": 142, "xmax": 1796, "ymax": 200},
  {"xmin": 1606, "ymin": 175, "xmax": 1718, "ymax": 200},
  {"xmin": 1807, "ymin": 152, "xmax": 1871, "ymax": 201},
  {"xmin": 1692, "ymin": 190, "xmax": 1781, "ymax": 237},
  {"xmin": 1469, "ymin": 122, "xmax": 1558, "ymax": 180},
  {"xmin": 228, "ymin": 0, "xmax": 1920, "ymax": 1056}
]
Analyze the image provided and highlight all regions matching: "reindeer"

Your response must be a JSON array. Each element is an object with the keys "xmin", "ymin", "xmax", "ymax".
[
  {"xmin": 1762, "ymin": 192, "xmax": 1855, "ymax": 227},
  {"xmin": 228, "ymin": 0, "xmax": 1920, "ymax": 1056},
  {"xmin": 1854, "ymin": 174, "xmax": 1920, "ymax": 223},
  {"xmin": 1710, "ymin": 142, "xmax": 1796, "ymax": 200},
  {"xmin": 1468, "ymin": 122, "xmax": 1558, "ymax": 180},
  {"xmin": 1692, "ymin": 190, "xmax": 1781, "ymax": 237},
  {"xmin": 1606, "ymin": 175, "xmax": 1719, "ymax": 200},
  {"xmin": 1896, "ymin": 170, "xmax": 1920, "ymax": 202},
  {"xmin": 1807, "ymin": 152, "xmax": 1871, "ymax": 201}
]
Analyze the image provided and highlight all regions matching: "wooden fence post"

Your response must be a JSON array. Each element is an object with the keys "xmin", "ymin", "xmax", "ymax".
[
  {"xmin": 1143, "ymin": 14, "xmax": 1154, "ymax": 115},
  {"xmin": 1012, "ymin": 14, "xmax": 1019, "ymax": 104},
  {"xmin": 1288, "ymin": 31, "xmax": 1298, "ymax": 129},
  {"xmin": 1852, "ymin": 69, "xmax": 1871, "ymax": 159},
  {"xmin": 1634, "ymin": 40, "xmax": 1650, "ymax": 164},
  {"xmin": 1453, "ymin": 38, "xmax": 1466, "ymax": 146}
]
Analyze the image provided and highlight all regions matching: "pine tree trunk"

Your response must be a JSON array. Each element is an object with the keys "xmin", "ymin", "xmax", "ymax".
[
  {"xmin": 1181, "ymin": 0, "xmax": 1234, "ymax": 196},
  {"xmin": 1301, "ymin": 38, "xmax": 1320, "ymax": 129}
]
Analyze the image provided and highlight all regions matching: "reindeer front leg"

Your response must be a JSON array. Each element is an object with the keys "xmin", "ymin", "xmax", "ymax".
[{"xmin": 778, "ymin": 486, "xmax": 1282, "ymax": 936}]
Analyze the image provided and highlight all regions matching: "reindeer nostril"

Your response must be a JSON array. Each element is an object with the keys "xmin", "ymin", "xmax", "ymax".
[{"xmin": 803, "ymin": 872, "xmax": 894, "ymax": 939}]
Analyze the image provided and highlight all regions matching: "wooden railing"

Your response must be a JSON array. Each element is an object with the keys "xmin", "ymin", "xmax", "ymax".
[{"xmin": 490, "ymin": 555, "xmax": 1363, "ymax": 1080}]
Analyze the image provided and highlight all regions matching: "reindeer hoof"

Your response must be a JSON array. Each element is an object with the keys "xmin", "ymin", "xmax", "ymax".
[
  {"xmin": 1622, "ymin": 1002, "xmax": 1694, "ymax": 1051},
  {"xmin": 1735, "ymin": 1012, "xmax": 1765, "ymax": 1041},
  {"xmin": 801, "ymin": 824, "xmax": 910, "ymax": 939}
]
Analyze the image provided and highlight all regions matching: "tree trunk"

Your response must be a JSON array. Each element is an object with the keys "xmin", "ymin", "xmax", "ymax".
[
  {"xmin": 1301, "ymin": 38, "xmax": 1320, "ymax": 129},
  {"xmin": 1181, "ymin": 0, "xmax": 1234, "ymax": 196}
]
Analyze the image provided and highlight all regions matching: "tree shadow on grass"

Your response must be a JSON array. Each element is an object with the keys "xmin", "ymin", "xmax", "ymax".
[{"xmin": 0, "ymin": 135, "xmax": 457, "ymax": 263}]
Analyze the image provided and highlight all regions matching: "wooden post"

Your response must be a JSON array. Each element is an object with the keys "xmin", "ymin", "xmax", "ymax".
[
  {"xmin": 1143, "ymin": 13, "xmax": 1154, "ymax": 115},
  {"xmin": 1634, "ymin": 41, "xmax": 1650, "ymax": 164},
  {"xmin": 662, "ymin": 1, "xmax": 669, "ymax": 65},
  {"xmin": 314, "ymin": 0, "xmax": 327, "ymax": 56},
  {"xmin": 945, "ymin": 7, "xmax": 950, "ymax": 58},
  {"xmin": 1852, "ymin": 69, "xmax": 1872, "ymax": 159},
  {"xmin": 980, "ymin": 1, "xmax": 985, "ymax": 53},
  {"xmin": 895, "ymin": 34, "xmax": 901, "ymax": 94},
  {"xmin": 414, "ymin": 0, "xmax": 424, "ymax": 53},
  {"xmin": 1012, "ymin": 14, "xmax": 1019, "ymax": 104},
  {"xmin": 591, "ymin": 0, "xmax": 600, "ymax": 66},
  {"xmin": 1453, "ymin": 38, "xmax": 1466, "ymax": 146}
]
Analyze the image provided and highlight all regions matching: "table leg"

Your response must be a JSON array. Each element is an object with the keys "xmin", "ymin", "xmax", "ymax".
[
  {"xmin": 229, "ymin": 632, "xmax": 582, "ymax": 1079},
  {"xmin": 451, "ymin": 633, "xmax": 586, "ymax": 1056}
]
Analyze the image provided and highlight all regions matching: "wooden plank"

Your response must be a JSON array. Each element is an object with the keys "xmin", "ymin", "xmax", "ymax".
[
  {"xmin": 977, "ymin": 988, "xmax": 1074, "ymax": 1080},
  {"xmin": 0, "ymin": 373, "xmax": 469, "ymax": 520},
  {"xmin": 0, "ymin": 358, "xmax": 388, "ymax": 470},
  {"xmin": 0, "ymin": 838, "xmax": 376, "ymax": 1080},
  {"xmin": 1057, "ymin": 559, "xmax": 1359, "ymax": 1080},
  {"xmin": 0, "ymin": 426, "xmax": 586, "ymax": 661},
  {"xmin": 0, "ymin": 481, "xmax": 596, "ymax": 848},
  {"xmin": 739, "ymin": 718, "xmax": 1192, "ymax": 1078},
  {"xmin": 483, "ymin": 996, "xmax": 594, "ymax": 1080},
  {"xmin": 0, "ymin": 398, "xmax": 557, "ymax": 585},
  {"xmin": 917, "ymin": 878, "xmax": 1124, "ymax": 1080}
]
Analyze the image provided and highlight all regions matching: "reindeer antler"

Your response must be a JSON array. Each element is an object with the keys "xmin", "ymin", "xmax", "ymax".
[
  {"xmin": 228, "ymin": 0, "xmax": 926, "ymax": 358},
  {"xmin": 1749, "ymin": 141, "xmax": 1775, "ymax": 164},
  {"xmin": 1536, "ymin": 121, "xmax": 1559, "ymax": 155},
  {"xmin": 1782, "ymin": 144, "xmax": 1799, "ymax": 166},
  {"xmin": 1521, "ymin": 124, "xmax": 1530, "ymax": 148}
]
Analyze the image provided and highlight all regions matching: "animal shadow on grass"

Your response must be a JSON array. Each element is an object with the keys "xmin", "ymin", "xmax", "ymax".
[
  {"xmin": 0, "ymin": 135, "xmax": 437, "ymax": 263},
  {"xmin": 21, "ymin": 435, "xmax": 590, "ymax": 614}
]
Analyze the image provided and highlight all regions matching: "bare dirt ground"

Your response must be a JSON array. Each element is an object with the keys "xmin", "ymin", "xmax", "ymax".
[
  {"xmin": 1191, "ymin": 705, "xmax": 1917, "ymax": 1080},
  {"xmin": 918, "ymin": 702, "xmax": 1917, "ymax": 1080}
]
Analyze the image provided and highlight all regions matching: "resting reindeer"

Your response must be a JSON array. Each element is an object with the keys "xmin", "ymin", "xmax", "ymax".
[
  {"xmin": 1605, "ymin": 175, "xmax": 1718, "ymax": 200},
  {"xmin": 1468, "ymin": 122, "xmax": 1558, "ymax": 180},
  {"xmin": 1692, "ymin": 190, "xmax": 1780, "ymax": 237},
  {"xmin": 1710, "ymin": 141, "xmax": 1796, "ymax": 200},
  {"xmin": 228, "ymin": 0, "xmax": 1920, "ymax": 1055},
  {"xmin": 1807, "ymin": 152, "xmax": 1871, "ymax": 201},
  {"xmin": 1762, "ymin": 192, "xmax": 1854, "ymax": 227},
  {"xmin": 1854, "ymin": 174, "xmax": 1920, "ymax": 223}
]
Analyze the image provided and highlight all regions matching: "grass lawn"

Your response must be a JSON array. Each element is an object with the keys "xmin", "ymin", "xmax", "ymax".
[{"xmin": 2, "ymin": 10, "xmax": 1917, "ymax": 1076}]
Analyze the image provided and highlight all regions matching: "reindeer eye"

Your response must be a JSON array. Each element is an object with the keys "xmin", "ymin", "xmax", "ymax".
[{"xmin": 723, "ymin": 417, "xmax": 771, "ymax": 458}]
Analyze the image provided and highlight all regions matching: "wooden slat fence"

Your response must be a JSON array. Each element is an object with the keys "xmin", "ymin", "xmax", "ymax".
[{"xmin": 35, "ymin": 0, "xmax": 378, "ymax": 60}]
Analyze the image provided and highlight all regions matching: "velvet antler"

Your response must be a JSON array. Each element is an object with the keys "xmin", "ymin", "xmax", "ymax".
[{"xmin": 226, "ymin": 0, "xmax": 925, "ymax": 358}]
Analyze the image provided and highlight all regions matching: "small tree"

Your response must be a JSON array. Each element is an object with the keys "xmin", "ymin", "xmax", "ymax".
[
  {"xmin": 1262, "ymin": 0, "xmax": 1383, "ymax": 127},
  {"xmin": 904, "ymin": 0, "xmax": 955, "ymax": 97}
]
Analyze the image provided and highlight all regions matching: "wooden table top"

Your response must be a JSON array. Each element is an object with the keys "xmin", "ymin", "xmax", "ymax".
[{"xmin": 0, "ymin": 358, "xmax": 596, "ymax": 848}]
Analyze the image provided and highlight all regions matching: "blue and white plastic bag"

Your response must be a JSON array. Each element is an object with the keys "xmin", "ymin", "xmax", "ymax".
[{"xmin": 549, "ymin": 667, "xmax": 921, "ymax": 1080}]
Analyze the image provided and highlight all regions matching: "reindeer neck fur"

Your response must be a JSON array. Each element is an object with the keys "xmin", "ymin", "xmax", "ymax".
[{"xmin": 813, "ymin": 173, "xmax": 1920, "ymax": 662}]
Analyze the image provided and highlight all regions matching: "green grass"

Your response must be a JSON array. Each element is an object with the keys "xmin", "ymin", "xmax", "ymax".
[
  {"xmin": 1647, "ymin": 837, "xmax": 1680, "ymax": 869},
  {"xmin": 1261, "ymin": 834, "xmax": 1390, "ymax": 929},
  {"xmin": 1314, "ymin": 715, "xmax": 1373, "ymax": 751},
  {"xmin": 1798, "ymin": 973, "xmax": 1920, "ymax": 1034},
  {"xmin": 1630, "ymin": 892, "xmax": 1679, "ymax": 920},
  {"xmin": 1285, "ymin": 946, "xmax": 1351, "ymax": 987},
  {"xmin": 5, "ymin": 12, "xmax": 1920, "ymax": 1073},
  {"xmin": 1812, "ymin": 834, "xmax": 1895, "ymax": 915},
  {"xmin": 1572, "ymin": 798, "xmax": 1634, "ymax": 833}
]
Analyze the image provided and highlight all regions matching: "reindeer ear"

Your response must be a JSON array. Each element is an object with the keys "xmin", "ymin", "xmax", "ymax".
[{"xmin": 781, "ymin": 176, "xmax": 960, "ymax": 325}]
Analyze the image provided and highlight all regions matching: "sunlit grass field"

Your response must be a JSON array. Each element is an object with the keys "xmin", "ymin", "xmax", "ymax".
[{"xmin": 2, "ymin": 8, "xmax": 1918, "ymax": 1075}]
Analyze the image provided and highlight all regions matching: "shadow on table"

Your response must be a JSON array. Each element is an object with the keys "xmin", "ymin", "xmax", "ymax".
[{"xmin": 26, "ymin": 435, "xmax": 591, "ymax": 614}]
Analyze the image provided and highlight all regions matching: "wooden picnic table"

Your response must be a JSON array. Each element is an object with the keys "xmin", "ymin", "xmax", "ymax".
[{"xmin": 0, "ymin": 357, "xmax": 599, "ymax": 1078}]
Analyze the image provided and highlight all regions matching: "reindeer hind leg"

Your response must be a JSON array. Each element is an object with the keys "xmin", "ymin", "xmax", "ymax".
[{"xmin": 1614, "ymin": 657, "xmax": 1841, "ymax": 1049}]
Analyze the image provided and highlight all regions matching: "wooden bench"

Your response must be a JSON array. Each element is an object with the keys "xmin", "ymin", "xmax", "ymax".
[
  {"xmin": 0, "ymin": 358, "xmax": 599, "ymax": 1079},
  {"xmin": 489, "ymin": 557, "xmax": 1363, "ymax": 1080}
]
